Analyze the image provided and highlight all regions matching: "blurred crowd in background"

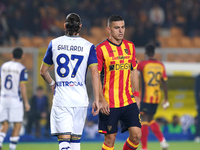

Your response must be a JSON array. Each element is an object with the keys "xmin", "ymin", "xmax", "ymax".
[{"xmin": 0, "ymin": 0, "xmax": 200, "ymax": 46}]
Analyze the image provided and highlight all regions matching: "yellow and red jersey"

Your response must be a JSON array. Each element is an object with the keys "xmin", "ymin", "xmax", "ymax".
[
  {"xmin": 137, "ymin": 59, "xmax": 167, "ymax": 104},
  {"xmin": 96, "ymin": 38, "xmax": 137, "ymax": 108}
]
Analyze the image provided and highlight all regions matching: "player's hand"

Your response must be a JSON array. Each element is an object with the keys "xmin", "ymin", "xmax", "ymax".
[
  {"xmin": 25, "ymin": 102, "xmax": 30, "ymax": 112},
  {"xmin": 162, "ymin": 100, "xmax": 170, "ymax": 110},
  {"xmin": 135, "ymin": 96, "xmax": 140, "ymax": 109},
  {"xmin": 100, "ymin": 99, "xmax": 110, "ymax": 115},
  {"xmin": 50, "ymin": 83, "xmax": 55, "ymax": 95},
  {"xmin": 92, "ymin": 100, "xmax": 99, "ymax": 116}
]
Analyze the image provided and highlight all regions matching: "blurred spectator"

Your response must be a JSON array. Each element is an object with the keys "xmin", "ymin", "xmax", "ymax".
[
  {"xmin": 156, "ymin": 117, "xmax": 168, "ymax": 132},
  {"xmin": 194, "ymin": 74, "xmax": 200, "ymax": 142},
  {"xmin": 1, "ymin": 0, "xmax": 200, "ymax": 46},
  {"xmin": 180, "ymin": 114, "xmax": 194, "ymax": 134},
  {"xmin": 185, "ymin": 10, "xmax": 200, "ymax": 37},
  {"xmin": 167, "ymin": 115, "xmax": 182, "ymax": 134},
  {"xmin": 26, "ymin": 86, "xmax": 50, "ymax": 138},
  {"xmin": 149, "ymin": 3, "xmax": 165, "ymax": 26}
]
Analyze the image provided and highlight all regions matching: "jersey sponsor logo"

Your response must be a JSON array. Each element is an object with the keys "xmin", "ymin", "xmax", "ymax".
[
  {"xmin": 56, "ymin": 81, "xmax": 83, "ymax": 87},
  {"xmin": 58, "ymin": 45, "xmax": 83, "ymax": 52},
  {"xmin": 109, "ymin": 63, "xmax": 131, "ymax": 71},
  {"xmin": 112, "ymin": 55, "xmax": 130, "ymax": 60}
]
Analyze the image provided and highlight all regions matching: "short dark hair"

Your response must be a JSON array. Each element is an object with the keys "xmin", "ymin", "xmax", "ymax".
[
  {"xmin": 65, "ymin": 13, "xmax": 81, "ymax": 36},
  {"xmin": 145, "ymin": 43, "xmax": 155, "ymax": 57},
  {"xmin": 107, "ymin": 15, "xmax": 124, "ymax": 26},
  {"xmin": 12, "ymin": 47, "xmax": 23, "ymax": 59}
]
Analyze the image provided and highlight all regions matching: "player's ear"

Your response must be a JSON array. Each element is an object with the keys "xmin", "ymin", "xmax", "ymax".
[
  {"xmin": 107, "ymin": 26, "xmax": 111, "ymax": 34},
  {"xmin": 64, "ymin": 23, "xmax": 67, "ymax": 30},
  {"xmin": 79, "ymin": 23, "xmax": 82, "ymax": 29}
]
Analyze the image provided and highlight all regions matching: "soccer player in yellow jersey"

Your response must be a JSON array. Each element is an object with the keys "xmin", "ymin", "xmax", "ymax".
[
  {"xmin": 137, "ymin": 43, "xmax": 169, "ymax": 150},
  {"xmin": 96, "ymin": 15, "xmax": 141, "ymax": 150}
]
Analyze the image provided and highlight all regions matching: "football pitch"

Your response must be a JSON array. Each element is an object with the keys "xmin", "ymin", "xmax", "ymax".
[{"xmin": 2, "ymin": 141, "xmax": 200, "ymax": 150}]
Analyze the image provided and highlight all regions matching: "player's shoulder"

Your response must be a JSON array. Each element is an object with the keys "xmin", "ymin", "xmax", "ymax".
[
  {"xmin": 16, "ymin": 62, "xmax": 27, "ymax": 70},
  {"xmin": 1, "ymin": 61, "xmax": 10, "ymax": 66},
  {"xmin": 138, "ymin": 60, "xmax": 149, "ymax": 65},
  {"xmin": 96, "ymin": 39, "xmax": 107, "ymax": 49},
  {"xmin": 80, "ymin": 37, "xmax": 94, "ymax": 46},
  {"xmin": 122, "ymin": 39, "xmax": 135, "ymax": 46},
  {"xmin": 52, "ymin": 35, "xmax": 65, "ymax": 42},
  {"xmin": 154, "ymin": 60, "xmax": 165, "ymax": 66}
]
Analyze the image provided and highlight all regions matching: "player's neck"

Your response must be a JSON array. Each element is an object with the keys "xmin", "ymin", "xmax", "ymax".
[
  {"xmin": 12, "ymin": 59, "xmax": 21, "ymax": 63},
  {"xmin": 66, "ymin": 33, "xmax": 80, "ymax": 37},
  {"xmin": 148, "ymin": 56, "xmax": 155, "ymax": 60},
  {"xmin": 108, "ymin": 37, "xmax": 122, "ymax": 45}
]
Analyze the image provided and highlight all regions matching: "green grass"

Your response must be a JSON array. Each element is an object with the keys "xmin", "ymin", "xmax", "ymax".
[{"xmin": 2, "ymin": 141, "xmax": 200, "ymax": 150}]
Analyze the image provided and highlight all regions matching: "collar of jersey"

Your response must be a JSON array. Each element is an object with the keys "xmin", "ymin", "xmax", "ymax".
[
  {"xmin": 107, "ymin": 38, "xmax": 123, "ymax": 47},
  {"xmin": 65, "ymin": 35, "xmax": 80, "ymax": 38}
]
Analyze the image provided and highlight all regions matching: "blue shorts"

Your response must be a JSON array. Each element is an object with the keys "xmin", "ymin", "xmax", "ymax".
[
  {"xmin": 98, "ymin": 103, "xmax": 141, "ymax": 134},
  {"xmin": 140, "ymin": 102, "xmax": 158, "ymax": 115}
]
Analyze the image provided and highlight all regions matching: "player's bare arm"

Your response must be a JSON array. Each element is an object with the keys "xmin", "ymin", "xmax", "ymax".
[
  {"xmin": 162, "ymin": 79, "xmax": 169, "ymax": 110},
  {"xmin": 20, "ymin": 83, "xmax": 30, "ymax": 111},
  {"xmin": 40, "ymin": 63, "xmax": 55, "ymax": 94},
  {"xmin": 131, "ymin": 69, "xmax": 140, "ymax": 108},
  {"xmin": 99, "ymin": 79, "xmax": 110, "ymax": 115},
  {"xmin": 89, "ymin": 65, "xmax": 100, "ymax": 116}
]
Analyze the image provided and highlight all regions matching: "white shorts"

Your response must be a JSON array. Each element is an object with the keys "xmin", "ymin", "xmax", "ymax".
[
  {"xmin": 0, "ymin": 106, "xmax": 24, "ymax": 123},
  {"xmin": 50, "ymin": 106, "xmax": 87, "ymax": 136}
]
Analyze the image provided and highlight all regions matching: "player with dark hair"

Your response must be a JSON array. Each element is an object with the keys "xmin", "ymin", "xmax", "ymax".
[
  {"xmin": 137, "ymin": 43, "xmax": 169, "ymax": 150},
  {"xmin": 40, "ymin": 13, "xmax": 100, "ymax": 150},
  {"xmin": 96, "ymin": 15, "xmax": 141, "ymax": 150},
  {"xmin": 0, "ymin": 47, "xmax": 30, "ymax": 150}
]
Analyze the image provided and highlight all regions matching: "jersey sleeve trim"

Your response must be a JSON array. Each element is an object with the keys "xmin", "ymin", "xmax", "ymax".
[
  {"xmin": 163, "ymin": 77, "xmax": 168, "ymax": 81},
  {"xmin": 20, "ymin": 81, "xmax": 28, "ymax": 84},
  {"xmin": 133, "ymin": 63, "xmax": 138, "ymax": 70},
  {"xmin": 42, "ymin": 61, "xmax": 52, "ymax": 67},
  {"xmin": 88, "ymin": 63, "xmax": 98, "ymax": 68}
]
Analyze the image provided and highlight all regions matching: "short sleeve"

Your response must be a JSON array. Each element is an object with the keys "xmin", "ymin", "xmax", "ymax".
[
  {"xmin": 88, "ymin": 45, "xmax": 98, "ymax": 67},
  {"xmin": 162, "ymin": 64, "xmax": 168, "ymax": 81},
  {"xmin": 137, "ymin": 61, "xmax": 143, "ymax": 71},
  {"xmin": 96, "ymin": 46, "xmax": 104, "ymax": 73},
  {"xmin": 20, "ymin": 68, "xmax": 28, "ymax": 83},
  {"xmin": 43, "ymin": 41, "xmax": 53, "ymax": 66},
  {"xmin": 131, "ymin": 44, "xmax": 138, "ymax": 69}
]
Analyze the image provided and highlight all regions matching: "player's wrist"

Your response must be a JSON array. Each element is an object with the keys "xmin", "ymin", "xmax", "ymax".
[
  {"xmin": 133, "ymin": 91, "xmax": 139, "ymax": 97},
  {"xmin": 49, "ymin": 80, "xmax": 55, "ymax": 86}
]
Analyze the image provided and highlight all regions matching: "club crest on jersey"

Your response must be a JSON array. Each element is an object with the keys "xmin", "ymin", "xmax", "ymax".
[
  {"xmin": 124, "ymin": 49, "xmax": 129, "ymax": 54},
  {"xmin": 107, "ymin": 125, "xmax": 112, "ymax": 131}
]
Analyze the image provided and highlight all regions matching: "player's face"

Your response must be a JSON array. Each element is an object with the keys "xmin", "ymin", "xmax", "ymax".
[{"xmin": 107, "ymin": 20, "xmax": 125, "ymax": 44}]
